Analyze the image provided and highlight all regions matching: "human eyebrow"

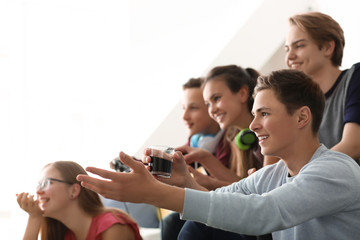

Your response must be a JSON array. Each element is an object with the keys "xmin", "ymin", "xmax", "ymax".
[
  {"xmin": 292, "ymin": 39, "xmax": 307, "ymax": 46},
  {"xmin": 189, "ymin": 103, "xmax": 199, "ymax": 108},
  {"xmin": 253, "ymin": 107, "xmax": 271, "ymax": 115},
  {"xmin": 285, "ymin": 38, "xmax": 307, "ymax": 48}
]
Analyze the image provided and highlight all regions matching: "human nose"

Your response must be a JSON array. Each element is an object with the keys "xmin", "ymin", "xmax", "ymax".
[
  {"xmin": 36, "ymin": 188, "xmax": 45, "ymax": 195},
  {"xmin": 285, "ymin": 47, "xmax": 296, "ymax": 62},
  {"xmin": 36, "ymin": 183, "xmax": 42, "ymax": 192},
  {"xmin": 208, "ymin": 103, "xmax": 217, "ymax": 117},
  {"xmin": 182, "ymin": 108, "xmax": 190, "ymax": 121},
  {"xmin": 249, "ymin": 116, "xmax": 260, "ymax": 133}
]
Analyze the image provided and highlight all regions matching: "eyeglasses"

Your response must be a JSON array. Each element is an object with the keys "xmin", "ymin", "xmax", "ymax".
[{"xmin": 37, "ymin": 178, "xmax": 73, "ymax": 191}]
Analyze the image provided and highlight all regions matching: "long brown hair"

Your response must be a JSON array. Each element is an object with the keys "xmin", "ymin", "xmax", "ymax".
[
  {"xmin": 204, "ymin": 65, "xmax": 262, "ymax": 178},
  {"xmin": 39, "ymin": 161, "xmax": 104, "ymax": 240},
  {"xmin": 226, "ymin": 126, "xmax": 262, "ymax": 178}
]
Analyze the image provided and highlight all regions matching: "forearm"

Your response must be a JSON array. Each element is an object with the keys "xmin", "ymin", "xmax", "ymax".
[
  {"xmin": 185, "ymin": 175, "xmax": 209, "ymax": 191},
  {"xmin": 148, "ymin": 182, "xmax": 186, "ymax": 213},
  {"xmin": 23, "ymin": 216, "xmax": 42, "ymax": 240},
  {"xmin": 332, "ymin": 141, "xmax": 360, "ymax": 160},
  {"xmin": 203, "ymin": 177, "xmax": 233, "ymax": 190},
  {"xmin": 332, "ymin": 122, "xmax": 360, "ymax": 159},
  {"xmin": 203, "ymin": 160, "xmax": 240, "ymax": 182}
]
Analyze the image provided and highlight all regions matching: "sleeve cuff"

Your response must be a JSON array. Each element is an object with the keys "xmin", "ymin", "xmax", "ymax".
[{"xmin": 181, "ymin": 188, "xmax": 211, "ymax": 224}]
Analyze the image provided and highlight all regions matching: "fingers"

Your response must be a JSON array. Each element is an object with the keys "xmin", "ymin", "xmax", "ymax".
[
  {"xmin": 173, "ymin": 151, "xmax": 190, "ymax": 171},
  {"xmin": 142, "ymin": 148, "xmax": 155, "ymax": 163},
  {"xmin": 182, "ymin": 148, "xmax": 199, "ymax": 164},
  {"xmin": 175, "ymin": 144, "xmax": 189, "ymax": 154},
  {"xmin": 183, "ymin": 153, "xmax": 195, "ymax": 164},
  {"xmin": 77, "ymin": 173, "xmax": 116, "ymax": 196},
  {"xmin": 142, "ymin": 149, "xmax": 154, "ymax": 165},
  {"xmin": 173, "ymin": 150, "xmax": 191, "ymax": 164},
  {"xmin": 143, "ymin": 150, "xmax": 182, "ymax": 165},
  {"xmin": 143, "ymin": 147, "xmax": 151, "ymax": 156},
  {"xmin": 173, "ymin": 151, "xmax": 184, "ymax": 163},
  {"xmin": 248, "ymin": 168, "xmax": 257, "ymax": 176},
  {"xmin": 77, "ymin": 171, "xmax": 128, "ymax": 201},
  {"xmin": 84, "ymin": 167, "xmax": 117, "ymax": 180},
  {"xmin": 17, "ymin": 192, "xmax": 26, "ymax": 206},
  {"xmin": 187, "ymin": 166, "xmax": 201, "ymax": 177},
  {"xmin": 76, "ymin": 167, "xmax": 118, "ymax": 195},
  {"xmin": 17, "ymin": 192, "xmax": 37, "ymax": 211},
  {"xmin": 77, "ymin": 151, "xmax": 151, "ymax": 200},
  {"xmin": 109, "ymin": 161, "xmax": 115, "ymax": 169},
  {"xmin": 119, "ymin": 151, "xmax": 145, "ymax": 171}
]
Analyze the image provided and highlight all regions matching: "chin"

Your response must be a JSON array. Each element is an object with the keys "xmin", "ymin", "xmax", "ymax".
[
  {"xmin": 260, "ymin": 147, "xmax": 272, "ymax": 156},
  {"xmin": 261, "ymin": 148, "xmax": 280, "ymax": 159},
  {"xmin": 42, "ymin": 210, "xmax": 56, "ymax": 219},
  {"xmin": 42, "ymin": 210, "xmax": 50, "ymax": 217},
  {"xmin": 219, "ymin": 122, "xmax": 227, "ymax": 129}
]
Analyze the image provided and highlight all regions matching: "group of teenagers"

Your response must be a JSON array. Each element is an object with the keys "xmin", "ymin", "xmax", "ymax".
[{"xmin": 16, "ymin": 11, "xmax": 360, "ymax": 240}]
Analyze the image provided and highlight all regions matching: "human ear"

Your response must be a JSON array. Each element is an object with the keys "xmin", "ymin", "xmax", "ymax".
[
  {"xmin": 237, "ymin": 86, "xmax": 249, "ymax": 103},
  {"xmin": 69, "ymin": 183, "xmax": 81, "ymax": 199},
  {"xmin": 297, "ymin": 106, "xmax": 311, "ymax": 129},
  {"xmin": 323, "ymin": 40, "xmax": 335, "ymax": 58}
]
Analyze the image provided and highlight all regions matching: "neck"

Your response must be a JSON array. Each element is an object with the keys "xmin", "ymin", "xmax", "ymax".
[
  {"xmin": 56, "ymin": 204, "xmax": 94, "ymax": 240},
  {"xmin": 309, "ymin": 64, "xmax": 341, "ymax": 94},
  {"xmin": 207, "ymin": 122, "xmax": 221, "ymax": 135},
  {"xmin": 281, "ymin": 134, "xmax": 321, "ymax": 177}
]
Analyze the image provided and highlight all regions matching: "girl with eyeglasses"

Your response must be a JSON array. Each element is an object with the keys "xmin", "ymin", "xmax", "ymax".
[{"xmin": 16, "ymin": 161, "xmax": 142, "ymax": 240}]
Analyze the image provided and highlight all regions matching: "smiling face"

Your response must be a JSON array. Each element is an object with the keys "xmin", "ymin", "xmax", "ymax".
[
  {"xmin": 36, "ymin": 166, "xmax": 73, "ymax": 218},
  {"xmin": 182, "ymin": 88, "xmax": 219, "ymax": 136},
  {"xmin": 285, "ymin": 24, "xmax": 328, "ymax": 78},
  {"xmin": 250, "ymin": 89, "xmax": 299, "ymax": 158},
  {"xmin": 203, "ymin": 79, "xmax": 247, "ymax": 129}
]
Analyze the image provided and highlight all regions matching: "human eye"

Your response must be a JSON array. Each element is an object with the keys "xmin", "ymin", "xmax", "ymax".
[
  {"xmin": 189, "ymin": 105, "xmax": 198, "ymax": 110},
  {"xmin": 44, "ymin": 178, "xmax": 54, "ymax": 189},
  {"xmin": 37, "ymin": 178, "xmax": 49, "ymax": 191},
  {"xmin": 261, "ymin": 112, "xmax": 269, "ymax": 117},
  {"xmin": 213, "ymin": 95, "xmax": 221, "ymax": 102},
  {"xmin": 295, "ymin": 42, "xmax": 305, "ymax": 49},
  {"xmin": 37, "ymin": 181, "xmax": 43, "ymax": 190}
]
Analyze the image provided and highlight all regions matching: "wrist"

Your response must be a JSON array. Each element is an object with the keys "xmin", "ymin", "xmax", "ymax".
[
  {"xmin": 149, "ymin": 182, "xmax": 185, "ymax": 213},
  {"xmin": 28, "ymin": 214, "xmax": 43, "ymax": 222}
]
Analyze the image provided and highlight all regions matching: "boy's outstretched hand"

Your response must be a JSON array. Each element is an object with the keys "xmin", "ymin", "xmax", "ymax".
[
  {"xmin": 77, "ymin": 151, "xmax": 188, "ymax": 212},
  {"xmin": 77, "ymin": 151, "xmax": 159, "ymax": 203}
]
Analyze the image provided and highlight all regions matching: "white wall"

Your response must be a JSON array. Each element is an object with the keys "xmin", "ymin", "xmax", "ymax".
[
  {"xmin": 1, "ymin": 1, "xmax": 265, "ymax": 238},
  {"xmin": 136, "ymin": 0, "xmax": 314, "ymax": 155},
  {"xmin": 316, "ymin": 0, "xmax": 360, "ymax": 69},
  {"xmin": 141, "ymin": 0, "xmax": 360, "ymax": 157}
]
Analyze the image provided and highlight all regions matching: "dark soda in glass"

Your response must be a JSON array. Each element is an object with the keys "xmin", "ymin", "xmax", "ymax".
[
  {"xmin": 148, "ymin": 145, "xmax": 174, "ymax": 178},
  {"xmin": 149, "ymin": 156, "xmax": 173, "ymax": 178}
]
